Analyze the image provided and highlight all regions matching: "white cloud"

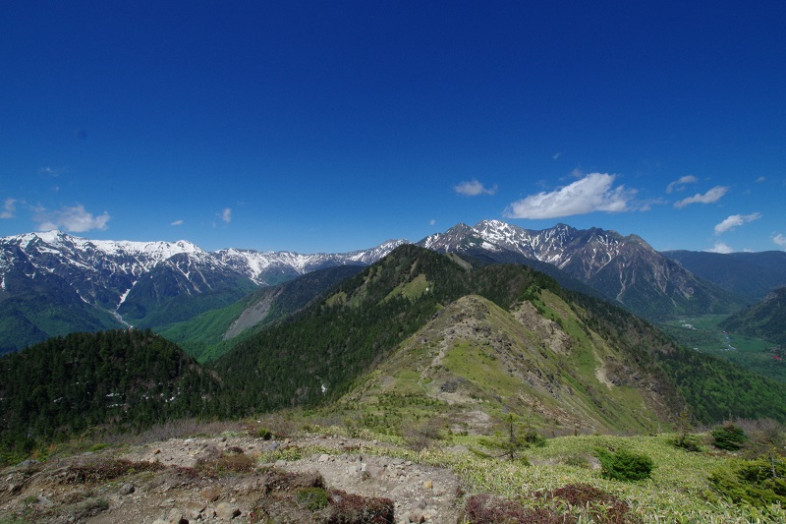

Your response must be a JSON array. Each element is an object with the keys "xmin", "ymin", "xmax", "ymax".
[
  {"xmin": 714, "ymin": 213, "xmax": 762, "ymax": 234},
  {"xmin": 39, "ymin": 166, "xmax": 60, "ymax": 177},
  {"xmin": 707, "ymin": 242, "xmax": 734, "ymax": 254},
  {"xmin": 774, "ymin": 233, "xmax": 786, "ymax": 249},
  {"xmin": 756, "ymin": 176, "xmax": 766, "ymax": 183},
  {"xmin": 170, "ymin": 219, "xmax": 184, "ymax": 226},
  {"xmin": 673, "ymin": 186, "xmax": 729, "ymax": 208},
  {"xmin": 0, "ymin": 198, "xmax": 16, "ymax": 219},
  {"xmin": 221, "ymin": 207, "xmax": 232, "ymax": 223},
  {"xmin": 454, "ymin": 179, "xmax": 497, "ymax": 196},
  {"xmin": 504, "ymin": 173, "xmax": 634, "ymax": 219},
  {"xmin": 34, "ymin": 204, "xmax": 110, "ymax": 232},
  {"xmin": 666, "ymin": 175, "xmax": 698, "ymax": 194},
  {"xmin": 429, "ymin": 219, "xmax": 436, "ymax": 226}
]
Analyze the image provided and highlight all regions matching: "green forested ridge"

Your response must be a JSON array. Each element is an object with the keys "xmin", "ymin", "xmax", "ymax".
[
  {"xmin": 721, "ymin": 287, "xmax": 786, "ymax": 346},
  {"xmin": 208, "ymin": 245, "xmax": 786, "ymax": 425},
  {"xmin": 120, "ymin": 278, "xmax": 258, "ymax": 331},
  {"xmin": 660, "ymin": 344, "xmax": 786, "ymax": 423},
  {"xmin": 0, "ymin": 329, "xmax": 220, "ymax": 454},
  {"xmin": 209, "ymin": 245, "xmax": 484, "ymax": 414},
  {"xmin": 160, "ymin": 265, "xmax": 364, "ymax": 361}
]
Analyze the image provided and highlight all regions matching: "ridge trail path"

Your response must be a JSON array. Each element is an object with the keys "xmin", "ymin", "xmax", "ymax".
[{"xmin": 1, "ymin": 433, "xmax": 464, "ymax": 523}]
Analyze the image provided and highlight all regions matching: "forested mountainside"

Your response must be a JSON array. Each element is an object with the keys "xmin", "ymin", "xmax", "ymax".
[
  {"xmin": 0, "ymin": 329, "xmax": 219, "ymax": 453},
  {"xmin": 159, "ymin": 265, "xmax": 365, "ymax": 362},
  {"xmin": 721, "ymin": 287, "xmax": 786, "ymax": 346}
]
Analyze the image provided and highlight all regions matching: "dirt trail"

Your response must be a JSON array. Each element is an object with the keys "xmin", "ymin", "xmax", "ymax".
[{"xmin": 0, "ymin": 434, "xmax": 464, "ymax": 523}]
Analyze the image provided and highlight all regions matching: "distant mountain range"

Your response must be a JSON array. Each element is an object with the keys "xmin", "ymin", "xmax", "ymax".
[
  {"xmin": 3, "ymin": 221, "xmax": 786, "ymax": 354},
  {"xmin": 0, "ymin": 230, "xmax": 404, "ymax": 353}
]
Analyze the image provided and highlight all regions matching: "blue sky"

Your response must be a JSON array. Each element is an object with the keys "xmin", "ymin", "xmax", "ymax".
[{"xmin": 2, "ymin": 1, "xmax": 785, "ymax": 254}]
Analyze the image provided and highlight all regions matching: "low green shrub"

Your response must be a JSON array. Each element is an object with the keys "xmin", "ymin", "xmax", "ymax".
[
  {"xmin": 482, "ymin": 416, "xmax": 547, "ymax": 462},
  {"xmin": 668, "ymin": 433, "xmax": 703, "ymax": 452},
  {"xmin": 520, "ymin": 427, "xmax": 547, "ymax": 448},
  {"xmin": 594, "ymin": 448, "xmax": 654, "ymax": 481},
  {"xmin": 560, "ymin": 453, "xmax": 591, "ymax": 468},
  {"xmin": 710, "ymin": 457, "xmax": 786, "ymax": 506},
  {"xmin": 712, "ymin": 423, "xmax": 748, "ymax": 451},
  {"xmin": 297, "ymin": 487, "xmax": 329, "ymax": 511}
]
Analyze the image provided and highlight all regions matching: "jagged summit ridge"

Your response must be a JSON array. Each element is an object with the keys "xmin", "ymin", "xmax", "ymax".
[
  {"xmin": 420, "ymin": 220, "xmax": 638, "ymax": 270},
  {"xmin": 417, "ymin": 220, "xmax": 739, "ymax": 320}
]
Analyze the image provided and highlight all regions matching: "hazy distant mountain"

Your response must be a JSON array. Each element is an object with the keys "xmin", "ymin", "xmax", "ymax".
[
  {"xmin": 0, "ymin": 231, "xmax": 405, "ymax": 353},
  {"xmin": 663, "ymin": 250, "xmax": 786, "ymax": 301},
  {"xmin": 418, "ymin": 220, "xmax": 744, "ymax": 320}
]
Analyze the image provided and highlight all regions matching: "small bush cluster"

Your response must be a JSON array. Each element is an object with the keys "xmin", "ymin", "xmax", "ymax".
[
  {"xmin": 710, "ymin": 457, "xmax": 786, "ymax": 506},
  {"xmin": 594, "ymin": 448, "xmax": 654, "ymax": 481},
  {"xmin": 712, "ymin": 423, "xmax": 748, "ymax": 451},
  {"xmin": 520, "ymin": 427, "xmax": 547, "ymax": 448},
  {"xmin": 560, "ymin": 453, "xmax": 591, "ymax": 468},
  {"xmin": 402, "ymin": 417, "xmax": 445, "ymax": 451},
  {"xmin": 482, "ymin": 416, "xmax": 547, "ymax": 462},
  {"xmin": 297, "ymin": 487, "xmax": 329, "ymax": 511},
  {"xmin": 249, "ymin": 414, "xmax": 298, "ymax": 440},
  {"xmin": 668, "ymin": 433, "xmax": 703, "ymax": 452}
]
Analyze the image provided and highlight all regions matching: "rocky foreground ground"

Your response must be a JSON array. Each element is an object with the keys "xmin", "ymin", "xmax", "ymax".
[{"xmin": 0, "ymin": 432, "xmax": 463, "ymax": 523}]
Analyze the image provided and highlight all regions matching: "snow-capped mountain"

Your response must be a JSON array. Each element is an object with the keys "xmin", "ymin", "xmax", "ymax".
[
  {"xmin": 215, "ymin": 239, "xmax": 408, "ymax": 286},
  {"xmin": 418, "ymin": 220, "xmax": 743, "ymax": 320},
  {"xmin": 0, "ymin": 221, "xmax": 745, "ymax": 354},
  {"xmin": 0, "ymin": 231, "xmax": 406, "ymax": 353},
  {"xmin": 0, "ymin": 230, "xmax": 208, "ymax": 311}
]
